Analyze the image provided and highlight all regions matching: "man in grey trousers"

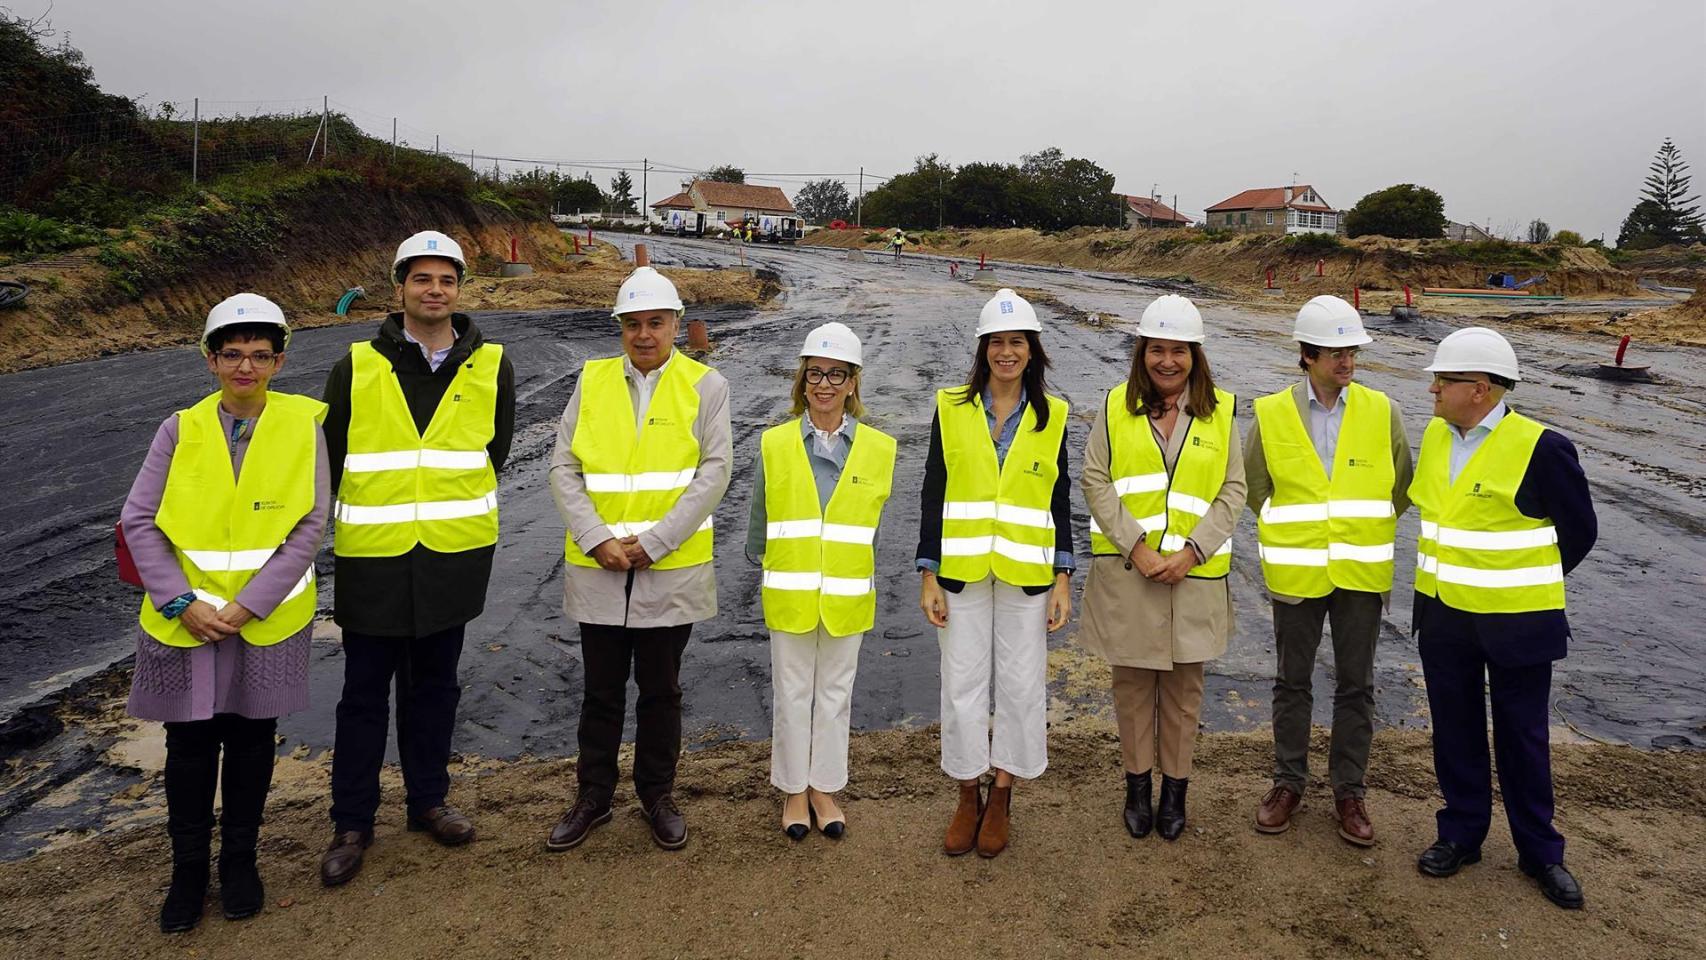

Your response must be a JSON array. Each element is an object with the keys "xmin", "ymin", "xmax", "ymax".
[{"xmin": 1244, "ymin": 296, "xmax": 1412, "ymax": 846}]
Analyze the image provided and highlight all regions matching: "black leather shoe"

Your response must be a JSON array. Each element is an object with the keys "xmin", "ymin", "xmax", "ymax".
[
  {"xmin": 1416, "ymin": 839, "xmax": 1482, "ymax": 877},
  {"xmin": 1519, "ymin": 857, "xmax": 1585, "ymax": 910},
  {"xmin": 1123, "ymin": 770, "xmax": 1153, "ymax": 839},
  {"xmin": 1156, "ymin": 775, "xmax": 1189, "ymax": 841},
  {"xmin": 644, "ymin": 794, "xmax": 688, "ymax": 850},
  {"xmin": 545, "ymin": 796, "xmax": 612, "ymax": 852},
  {"xmin": 158, "ymin": 860, "xmax": 209, "ymax": 933}
]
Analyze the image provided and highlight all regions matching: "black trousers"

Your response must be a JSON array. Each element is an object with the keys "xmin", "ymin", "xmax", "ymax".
[
  {"xmin": 330, "ymin": 625, "xmax": 465, "ymax": 833},
  {"xmin": 163, "ymin": 714, "xmax": 277, "ymax": 863},
  {"xmin": 576, "ymin": 622, "xmax": 692, "ymax": 808}
]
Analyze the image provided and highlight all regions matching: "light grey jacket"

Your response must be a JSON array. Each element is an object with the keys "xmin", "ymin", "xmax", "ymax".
[{"xmin": 549, "ymin": 350, "xmax": 733, "ymax": 628}]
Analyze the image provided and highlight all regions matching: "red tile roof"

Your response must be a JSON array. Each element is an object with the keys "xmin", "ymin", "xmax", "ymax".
[
  {"xmin": 1123, "ymin": 195, "xmax": 1191, "ymax": 224},
  {"xmin": 649, "ymin": 191, "xmax": 693, "ymax": 209},
  {"xmin": 1206, "ymin": 185, "xmax": 1333, "ymax": 213},
  {"xmin": 690, "ymin": 180, "xmax": 797, "ymax": 214}
]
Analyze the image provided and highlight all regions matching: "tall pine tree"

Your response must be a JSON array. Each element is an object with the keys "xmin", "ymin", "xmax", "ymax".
[{"xmin": 1620, "ymin": 139, "xmax": 1704, "ymax": 248}]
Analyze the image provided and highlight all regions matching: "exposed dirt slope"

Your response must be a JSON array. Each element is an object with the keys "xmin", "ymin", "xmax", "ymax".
[{"xmin": 2, "ymin": 722, "xmax": 1703, "ymax": 960}]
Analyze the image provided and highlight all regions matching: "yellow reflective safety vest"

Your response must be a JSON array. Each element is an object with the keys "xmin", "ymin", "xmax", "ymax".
[
  {"xmin": 936, "ymin": 387, "xmax": 1069, "ymax": 587},
  {"xmin": 333, "ymin": 342, "xmax": 501, "ymax": 557},
  {"xmin": 1410, "ymin": 410, "xmax": 1564, "ymax": 613},
  {"xmin": 565, "ymin": 352, "xmax": 715, "ymax": 571},
  {"xmin": 1088, "ymin": 385, "xmax": 1236, "ymax": 579},
  {"xmin": 140, "ymin": 391, "xmax": 325, "ymax": 648},
  {"xmin": 760, "ymin": 419, "xmax": 896, "ymax": 636},
  {"xmin": 1253, "ymin": 382, "xmax": 1397, "ymax": 596}
]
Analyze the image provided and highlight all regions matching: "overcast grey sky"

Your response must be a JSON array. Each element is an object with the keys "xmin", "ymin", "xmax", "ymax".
[{"xmin": 32, "ymin": 0, "xmax": 1706, "ymax": 241}]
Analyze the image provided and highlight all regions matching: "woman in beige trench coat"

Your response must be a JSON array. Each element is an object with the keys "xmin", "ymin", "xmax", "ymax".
[{"xmin": 1078, "ymin": 295, "xmax": 1246, "ymax": 841}]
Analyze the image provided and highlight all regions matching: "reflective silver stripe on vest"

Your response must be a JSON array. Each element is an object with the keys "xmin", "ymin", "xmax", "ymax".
[
  {"xmin": 762, "ymin": 519, "xmax": 873, "ymax": 544},
  {"xmin": 939, "ymin": 535, "xmax": 1055, "ymax": 567},
  {"xmin": 343, "ymin": 449, "xmax": 489, "ymax": 473},
  {"xmin": 942, "ymin": 500, "xmax": 997, "ymax": 521},
  {"xmin": 1112, "ymin": 473, "xmax": 1168, "ymax": 496},
  {"xmin": 1160, "ymin": 534, "xmax": 1232, "ymax": 557},
  {"xmin": 1436, "ymin": 526, "xmax": 1558, "ymax": 550},
  {"xmin": 182, "ymin": 547, "xmax": 277, "ymax": 572},
  {"xmin": 1435, "ymin": 562, "xmax": 1564, "ymax": 588},
  {"xmin": 761, "ymin": 571, "xmax": 872, "ymax": 596},
  {"xmin": 1166, "ymin": 491, "xmax": 1212, "ymax": 517},
  {"xmin": 583, "ymin": 468, "xmax": 697, "ymax": 493},
  {"xmin": 1259, "ymin": 498, "xmax": 1397, "ymax": 524},
  {"xmin": 995, "ymin": 502, "xmax": 1055, "ymax": 530},
  {"xmin": 334, "ymin": 492, "xmax": 497, "ymax": 525},
  {"xmin": 1089, "ymin": 513, "xmax": 1167, "ymax": 536},
  {"xmin": 191, "ymin": 566, "xmax": 313, "ymax": 609},
  {"xmin": 608, "ymin": 516, "xmax": 714, "ymax": 539},
  {"xmin": 1259, "ymin": 542, "xmax": 1395, "ymax": 567}
]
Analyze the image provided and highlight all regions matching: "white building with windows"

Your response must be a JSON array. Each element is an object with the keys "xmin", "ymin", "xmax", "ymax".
[{"xmin": 649, "ymin": 180, "xmax": 801, "ymax": 239}]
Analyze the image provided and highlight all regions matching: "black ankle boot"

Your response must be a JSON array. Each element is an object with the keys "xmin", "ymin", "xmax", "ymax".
[
  {"xmin": 159, "ymin": 860, "xmax": 209, "ymax": 933},
  {"xmin": 1123, "ymin": 770, "xmax": 1153, "ymax": 838},
  {"xmin": 1157, "ymin": 775, "xmax": 1189, "ymax": 841}
]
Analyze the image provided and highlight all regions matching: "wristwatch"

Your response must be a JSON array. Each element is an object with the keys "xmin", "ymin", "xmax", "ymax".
[{"xmin": 160, "ymin": 592, "xmax": 197, "ymax": 619}]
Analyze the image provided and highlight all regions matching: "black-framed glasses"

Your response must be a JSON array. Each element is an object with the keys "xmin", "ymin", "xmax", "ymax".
[
  {"xmin": 214, "ymin": 350, "xmax": 278, "ymax": 369},
  {"xmin": 803, "ymin": 367, "xmax": 850, "ymax": 386},
  {"xmin": 1431, "ymin": 373, "xmax": 1482, "ymax": 387}
]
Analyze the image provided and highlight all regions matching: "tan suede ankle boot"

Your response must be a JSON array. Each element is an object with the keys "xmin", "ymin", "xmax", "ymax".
[
  {"xmin": 977, "ymin": 783, "xmax": 1012, "ymax": 857},
  {"xmin": 943, "ymin": 781, "xmax": 983, "ymax": 856}
]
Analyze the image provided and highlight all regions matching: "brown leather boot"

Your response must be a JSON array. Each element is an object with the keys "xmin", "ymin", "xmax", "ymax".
[
  {"xmin": 943, "ymin": 781, "xmax": 983, "ymax": 856},
  {"xmin": 1255, "ymin": 785, "xmax": 1303, "ymax": 834},
  {"xmin": 976, "ymin": 783, "xmax": 1012, "ymax": 858},
  {"xmin": 1335, "ymin": 793, "xmax": 1376, "ymax": 847}
]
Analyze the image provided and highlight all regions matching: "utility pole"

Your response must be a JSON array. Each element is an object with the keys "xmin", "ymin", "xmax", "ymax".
[
  {"xmin": 392, "ymin": 118, "xmax": 397, "ymax": 160},
  {"xmin": 191, "ymin": 97, "xmax": 199, "ymax": 184},
  {"xmin": 434, "ymin": 134, "xmax": 439, "ymax": 156},
  {"xmin": 642, "ymin": 158, "xmax": 648, "ymax": 226},
  {"xmin": 857, "ymin": 167, "xmax": 864, "ymax": 227},
  {"xmin": 322, "ymin": 96, "xmax": 330, "ymax": 159}
]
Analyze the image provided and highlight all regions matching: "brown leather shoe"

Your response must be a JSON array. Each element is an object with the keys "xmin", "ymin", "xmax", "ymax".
[
  {"xmin": 1335, "ymin": 794, "xmax": 1376, "ymax": 847},
  {"xmin": 943, "ymin": 781, "xmax": 984, "ymax": 856},
  {"xmin": 546, "ymin": 796, "xmax": 613, "ymax": 852},
  {"xmin": 976, "ymin": 783, "xmax": 1012, "ymax": 858},
  {"xmin": 407, "ymin": 805, "xmax": 476, "ymax": 846},
  {"xmin": 1255, "ymin": 784, "xmax": 1303, "ymax": 834},
  {"xmin": 644, "ymin": 794, "xmax": 688, "ymax": 850},
  {"xmin": 319, "ymin": 830, "xmax": 372, "ymax": 887}
]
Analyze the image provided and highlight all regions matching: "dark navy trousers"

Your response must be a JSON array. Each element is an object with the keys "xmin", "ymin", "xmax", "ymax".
[{"xmin": 1419, "ymin": 621, "xmax": 1565, "ymax": 865}]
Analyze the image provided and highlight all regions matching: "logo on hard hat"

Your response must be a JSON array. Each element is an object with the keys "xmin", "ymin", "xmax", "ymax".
[
  {"xmin": 236, "ymin": 308, "xmax": 246, "ymax": 316},
  {"xmin": 1337, "ymin": 326, "xmax": 1346, "ymax": 334},
  {"xmin": 427, "ymin": 239, "xmax": 439, "ymax": 250},
  {"xmin": 1000, "ymin": 302, "xmax": 1014, "ymax": 314}
]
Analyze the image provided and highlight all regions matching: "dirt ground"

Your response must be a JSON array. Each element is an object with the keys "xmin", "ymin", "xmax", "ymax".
[
  {"xmin": 2, "ymin": 723, "xmax": 1703, "ymax": 960},
  {"xmin": 1510, "ymin": 288, "xmax": 1706, "ymax": 346}
]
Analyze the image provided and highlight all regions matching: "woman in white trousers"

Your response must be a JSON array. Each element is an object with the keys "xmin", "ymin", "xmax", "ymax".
[
  {"xmin": 748, "ymin": 322, "xmax": 896, "ymax": 840},
  {"xmin": 917, "ymin": 289, "xmax": 1075, "ymax": 859}
]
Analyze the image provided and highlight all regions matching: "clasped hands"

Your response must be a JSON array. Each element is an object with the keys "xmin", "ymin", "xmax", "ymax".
[
  {"xmin": 591, "ymin": 535, "xmax": 654, "ymax": 572},
  {"xmin": 1130, "ymin": 540, "xmax": 1195, "ymax": 586}
]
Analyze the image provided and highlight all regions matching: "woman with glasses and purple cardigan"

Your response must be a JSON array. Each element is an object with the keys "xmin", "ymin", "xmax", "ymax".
[{"xmin": 122, "ymin": 294, "xmax": 329, "ymax": 933}]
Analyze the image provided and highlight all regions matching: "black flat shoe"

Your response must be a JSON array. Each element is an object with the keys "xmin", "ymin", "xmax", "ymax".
[
  {"xmin": 1123, "ymin": 770, "xmax": 1153, "ymax": 839},
  {"xmin": 1417, "ymin": 839, "xmax": 1482, "ymax": 877},
  {"xmin": 1519, "ymin": 857, "xmax": 1585, "ymax": 910}
]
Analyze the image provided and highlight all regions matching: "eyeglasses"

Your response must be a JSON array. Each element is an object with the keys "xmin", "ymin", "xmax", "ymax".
[
  {"xmin": 1431, "ymin": 374, "xmax": 1482, "ymax": 387},
  {"xmin": 803, "ymin": 367, "xmax": 850, "ymax": 386},
  {"xmin": 1322, "ymin": 347, "xmax": 1360, "ymax": 361},
  {"xmin": 214, "ymin": 350, "xmax": 278, "ymax": 369}
]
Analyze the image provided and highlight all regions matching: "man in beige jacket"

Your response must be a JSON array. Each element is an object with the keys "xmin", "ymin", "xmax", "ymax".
[{"xmin": 544, "ymin": 266, "xmax": 732, "ymax": 852}]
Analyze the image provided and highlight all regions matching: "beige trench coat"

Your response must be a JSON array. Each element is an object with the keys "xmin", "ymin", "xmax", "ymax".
[{"xmin": 1077, "ymin": 390, "xmax": 1247, "ymax": 669}]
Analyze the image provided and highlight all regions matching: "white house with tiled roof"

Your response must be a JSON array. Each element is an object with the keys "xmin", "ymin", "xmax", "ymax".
[
  {"xmin": 1204, "ymin": 185, "xmax": 1342, "ymax": 235},
  {"xmin": 650, "ymin": 180, "xmax": 802, "ymax": 239}
]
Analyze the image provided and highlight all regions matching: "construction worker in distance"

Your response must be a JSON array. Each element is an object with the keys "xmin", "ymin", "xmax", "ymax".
[
  {"xmin": 748, "ymin": 322, "xmax": 895, "ymax": 842},
  {"xmin": 891, "ymin": 229, "xmax": 905, "ymax": 262},
  {"xmin": 546, "ymin": 266, "xmax": 732, "ymax": 853},
  {"xmin": 1078, "ymin": 294, "xmax": 1245, "ymax": 844},
  {"xmin": 123, "ymin": 294, "xmax": 328, "ymax": 932},
  {"xmin": 1411, "ymin": 327, "xmax": 1596, "ymax": 910},
  {"xmin": 1245, "ymin": 295, "xmax": 1412, "ymax": 846},
  {"xmin": 319, "ymin": 230, "xmax": 517, "ymax": 888},
  {"xmin": 917, "ymin": 288, "xmax": 1075, "ymax": 859}
]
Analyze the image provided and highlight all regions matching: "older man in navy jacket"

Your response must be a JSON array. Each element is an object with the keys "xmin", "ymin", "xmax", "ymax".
[{"xmin": 1408, "ymin": 328, "xmax": 1596, "ymax": 910}]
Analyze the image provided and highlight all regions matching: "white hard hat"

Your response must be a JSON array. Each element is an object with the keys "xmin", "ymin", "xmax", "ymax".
[
  {"xmin": 1293, "ymin": 295, "xmax": 1372, "ymax": 348},
  {"xmin": 975, "ymin": 288, "xmax": 1042, "ymax": 337},
  {"xmin": 799, "ymin": 321, "xmax": 863, "ymax": 367},
  {"xmin": 1425, "ymin": 327, "xmax": 1521, "ymax": 381},
  {"xmin": 1136, "ymin": 294, "xmax": 1205, "ymax": 343},
  {"xmin": 612, "ymin": 266, "xmax": 685, "ymax": 317},
  {"xmin": 201, "ymin": 293, "xmax": 290, "ymax": 356},
  {"xmin": 392, "ymin": 230, "xmax": 466, "ymax": 282}
]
